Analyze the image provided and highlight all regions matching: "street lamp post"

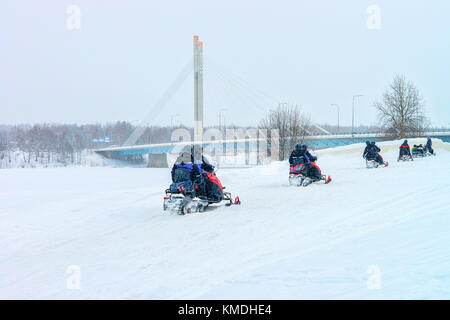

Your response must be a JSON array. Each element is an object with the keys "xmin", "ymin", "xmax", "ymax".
[
  {"xmin": 218, "ymin": 108, "xmax": 228, "ymax": 158},
  {"xmin": 352, "ymin": 95, "xmax": 363, "ymax": 136},
  {"xmin": 331, "ymin": 104, "xmax": 340, "ymax": 133},
  {"xmin": 219, "ymin": 108, "xmax": 227, "ymax": 133}
]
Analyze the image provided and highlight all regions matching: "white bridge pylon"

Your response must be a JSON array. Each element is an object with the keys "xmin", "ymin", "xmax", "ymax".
[
  {"xmin": 123, "ymin": 35, "xmax": 205, "ymax": 147},
  {"xmin": 193, "ymin": 35, "xmax": 204, "ymax": 143}
]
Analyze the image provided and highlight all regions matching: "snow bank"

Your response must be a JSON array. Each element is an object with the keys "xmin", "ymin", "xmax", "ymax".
[{"xmin": 316, "ymin": 138, "xmax": 449, "ymax": 157}]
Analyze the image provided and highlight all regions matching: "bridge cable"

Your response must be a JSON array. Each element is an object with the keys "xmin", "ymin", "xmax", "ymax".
[{"xmin": 123, "ymin": 57, "xmax": 193, "ymax": 146}]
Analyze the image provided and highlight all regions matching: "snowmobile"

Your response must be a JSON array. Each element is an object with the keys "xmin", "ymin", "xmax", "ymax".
[
  {"xmin": 163, "ymin": 172, "xmax": 240, "ymax": 215},
  {"xmin": 365, "ymin": 159, "xmax": 388, "ymax": 168},
  {"xmin": 398, "ymin": 154, "xmax": 413, "ymax": 162},
  {"xmin": 411, "ymin": 146, "xmax": 424, "ymax": 158},
  {"xmin": 289, "ymin": 164, "xmax": 331, "ymax": 187},
  {"xmin": 411, "ymin": 145, "xmax": 436, "ymax": 158},
  {"xmin": 411, "ymin": 145, "xmax": 427, "ymax": 158}
]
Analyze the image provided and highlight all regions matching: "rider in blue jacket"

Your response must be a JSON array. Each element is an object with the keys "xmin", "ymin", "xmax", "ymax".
[
  {"xmin": 363, "ymin": 141, "xmax": 385, "ymax": 165},
  {"xmin": 171, "ymin": 151, "xmax": 199, "ymax": 183},
  {"xmin": 289, "ymin": 144, "xmax": 321, "ymax": 181},
  {"xmin": 425, "ymin": 137, "xmax": 434, "ymax": 155}
]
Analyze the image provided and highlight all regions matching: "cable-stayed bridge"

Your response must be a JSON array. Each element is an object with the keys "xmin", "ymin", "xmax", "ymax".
[
  {"xmin": 94, "ymin": 36, "xmax": 450, "ymax": 167},
  {"xmin": 95, "ymin": 131, "xmax": 450, "ymax": 167}
]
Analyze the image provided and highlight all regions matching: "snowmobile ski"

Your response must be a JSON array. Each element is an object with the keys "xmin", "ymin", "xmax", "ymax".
[
  {"xmin": 398, "ymin": 155, "xmax": 413, "ymax": 162},
  {"xmin": 290, "ymin": 173, "xmax": 331, "ymax": 187},
  {"xmin": 163, "ymin": 189, "xmax": 240, "ymax": 215},
  {"xmin": 365, "ymin": 160, "xmax": 388, "ymax": 168}
]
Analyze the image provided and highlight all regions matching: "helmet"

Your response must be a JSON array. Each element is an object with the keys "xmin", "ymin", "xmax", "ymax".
[
  {"xmin": 404, "ymin": 139, "xmax": 408, "ymax": 144},
  {"xmin": 295, "ymin": 143, "xmax": 307, "ymax": 152},
  {"xmin": 366, "ymin": 141, "xmax": 370, "ymax": 146},
  {"xmin": 370, "ymin": 141, "xmax": 376, "ymax": 146},
  {"xmin": 427, "ymin": 136, "xmax": 431, "ymax": 140}
]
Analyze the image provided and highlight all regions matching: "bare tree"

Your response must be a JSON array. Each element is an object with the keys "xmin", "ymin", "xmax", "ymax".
[
  {"xmin": 259, "ymin": 104, "xmax": 311, "ymax": 160},
  {"xmin": 374, "ymin": 75, "xmax": 427, "ymax": 138}
]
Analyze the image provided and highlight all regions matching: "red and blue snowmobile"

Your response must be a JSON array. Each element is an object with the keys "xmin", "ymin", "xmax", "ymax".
[
  {"xmin": 163, "ymin": 171, "xmax": 240, "ymax": 215},
  {"xmin": 365, "ymin": 158, "xmax": 389, "ymax": 168},
  {"xmin": 288, "ymin": 144, "xmax": 331, "ymax": 187},
  {"xmin": 164, "ymin": 148, "xmax": 240, "ymax": 215},
  {"xmin": 289, "ymin": 163, "xmax": 331, "ymax": 187},
  {"xmin": 363, "ymin": 142, "xmax": 388, "ymax": 168}
]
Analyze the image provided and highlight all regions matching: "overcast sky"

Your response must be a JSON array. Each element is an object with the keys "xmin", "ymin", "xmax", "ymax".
[{"xmin": 1, "ymin": 0, "xmax": 449, "ymax": 127}]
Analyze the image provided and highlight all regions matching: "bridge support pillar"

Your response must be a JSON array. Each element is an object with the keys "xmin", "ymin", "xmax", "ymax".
[{"xmin": 193, "ymin": 35, "xmax": 204, "ymax": 143}]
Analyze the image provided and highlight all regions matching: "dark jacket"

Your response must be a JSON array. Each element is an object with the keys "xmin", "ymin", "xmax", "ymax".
[
  {"xmin": 289, "ymin": 149, "xmax": 317, "ymax": 166},
  {"xmin": 399, "ymin": 142, "xmax": 411, "ymax": 156},
  {"xmin": 171, "ymin": 162, "xmax": 200, "ymax": 183},
  {"xmin": 426, "ymin": 139, "xmax": 432, "ymax": 148},
  {"xmin": 193, "ymin": 156, "xmax": 214, "ymax": 174},
  {"xmin": 363, "ymin": 144, "xmax": 380, "ymax": 158}
]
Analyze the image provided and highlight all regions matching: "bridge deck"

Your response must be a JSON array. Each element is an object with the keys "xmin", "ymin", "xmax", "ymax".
[{"xmin": 95, "ymin": 133, "xmax": 450, "ymax": 158}]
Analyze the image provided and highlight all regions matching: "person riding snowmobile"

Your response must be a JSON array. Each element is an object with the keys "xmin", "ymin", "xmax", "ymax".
[
  {"xmin": 412, "ymin": 144, "xmax": 425, "ymax": 156},
  {"xmin": 191, "ymin": 144, "xmax": 214, "ymax": 174},
  {"xmin": 363, "ymin": 141, "xmax": 386, "ymax": 166},
  {"xmin": 425, "ymin": 137, "xmax": 434, "ymax": 155},
  {"xmin": 190, "ymin": 144, "xmax": 223, "ymax": 202},
  {"xmin": 171, "ymin": 151, "xmax": 199, "ymax": 183},
  {"xmin": 289, "ymin": 143, "xmax": 322, "ymax": 181},
  {"xmin": 164, "ymin": 145, "xmax": 240, "ymax": 214},
  {"xmin": 398, "ymin": 140, "xmax": 413, "ymax": 161},
  {"xmin": 362, "ymin": 141, "xmax": 371, "ymax": 159}
]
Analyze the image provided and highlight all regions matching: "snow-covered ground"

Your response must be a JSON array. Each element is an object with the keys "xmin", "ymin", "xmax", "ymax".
[{"xmin": 1, "ymin": 139, "xmax": 449, "ymax": 299}]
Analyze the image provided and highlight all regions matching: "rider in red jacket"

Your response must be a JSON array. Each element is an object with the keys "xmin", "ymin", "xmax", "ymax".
[{"xmin": 398, "ymin": 140, "xmax": 414, "ymax": 161}]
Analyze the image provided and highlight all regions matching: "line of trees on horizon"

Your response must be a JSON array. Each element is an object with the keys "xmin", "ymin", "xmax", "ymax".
[{"xmin": 0, "ymin": 122, "xmax": 190, "ymax": 167}]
